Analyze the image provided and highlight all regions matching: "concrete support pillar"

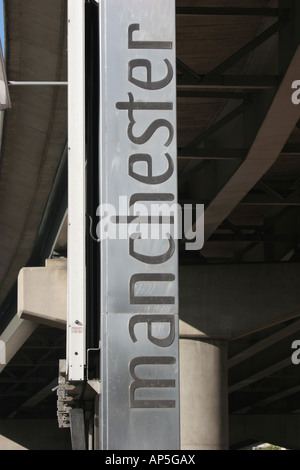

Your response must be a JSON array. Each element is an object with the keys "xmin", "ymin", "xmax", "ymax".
[{"xmin": 180, "ymin": 338, "xmax": 228, "ymax": 450}]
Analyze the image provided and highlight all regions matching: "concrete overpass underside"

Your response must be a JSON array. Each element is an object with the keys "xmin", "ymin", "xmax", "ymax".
[{"xmin": 1, "ymin": 0, "xmax": 300, "ymax": 450}]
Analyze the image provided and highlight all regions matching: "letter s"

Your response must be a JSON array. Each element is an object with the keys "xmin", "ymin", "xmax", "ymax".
[{"xmin": 291, "ymin": 80, "xmax": 300, "ymax": 105}]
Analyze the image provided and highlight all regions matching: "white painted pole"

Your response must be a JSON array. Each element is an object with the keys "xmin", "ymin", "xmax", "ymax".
[
  {"xmin": 9, "ymin": 81, "xmax": 68, "ymax": 86},
  {"xmin": 67, "ymin": 0, "xmax": 86, "ymax": 381}
]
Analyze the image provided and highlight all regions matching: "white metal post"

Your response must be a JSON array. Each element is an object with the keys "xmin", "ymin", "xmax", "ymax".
[{"xmin": 67, "ymin": 0, "xmax": 86, "ymax": 381}]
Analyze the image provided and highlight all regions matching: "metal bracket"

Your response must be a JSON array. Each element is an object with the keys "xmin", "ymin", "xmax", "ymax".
[
  {"xmin": 87, "ymin": 347, "xmax": 100, "ymax": 381},
  {"xmin": 57, "ymin": 360, "xmax": 76, "ymax": 429}
]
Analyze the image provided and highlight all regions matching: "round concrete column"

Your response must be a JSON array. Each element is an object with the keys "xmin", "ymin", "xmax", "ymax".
[{"xmin": 180, "ymin": 338, "xmax": 228, "ymax": 450}]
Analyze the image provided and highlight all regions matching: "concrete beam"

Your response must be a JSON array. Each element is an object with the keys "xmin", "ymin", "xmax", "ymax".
[
  {"xmin": 16, "ymin": 261, "xmax": 300, "ymax": 340},
  {"xmin": 9, "ymin": 378, "xmax": 58, "ymax": 416},
  {"xmin": 234, "ymin": 384, "xmax": 300, "ymax": 414},
  {"xmin": 229, "ymin": 318, "xmax": 300, "ymax": 368},
  {"xmin": 179, "ymin": 264, "xmax": 300, "ymax": 338},
  {"xmin": 229, "ymin": 356, "xmax": 291, "ymax": 393},
  {"xmin": 0, "ymin": 314, "xmax": 37, "ymax": 374},
  {"xmin": 176, "ymin": 7, "xmax": 280, "ymax": 17},
  {"xmin": 188, "ymin": 45, "xmax": 300, "ymax": 242},
  {"xmin": 17, "ymin": 258, "xmax": 67, "ymax": 329}
]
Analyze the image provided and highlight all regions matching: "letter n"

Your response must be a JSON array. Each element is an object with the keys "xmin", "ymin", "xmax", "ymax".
[{"xmin": 130, "ymin": 273, "xmax": 175, "ymax": 305}]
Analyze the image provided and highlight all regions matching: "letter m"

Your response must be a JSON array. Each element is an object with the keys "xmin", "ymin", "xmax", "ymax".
[{"xmin": 129, "ymin": 356, "xmax": 176, "ymax": 408}]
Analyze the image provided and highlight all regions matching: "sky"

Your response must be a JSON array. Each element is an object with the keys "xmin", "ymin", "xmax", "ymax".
[{"xmin": 0, "ymin": 1, "xmax": 4, "ymax": 52}]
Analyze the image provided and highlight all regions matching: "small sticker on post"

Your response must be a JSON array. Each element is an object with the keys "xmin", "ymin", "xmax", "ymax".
[{"xmin": 71, "ymin": 326, "xmax": 83, "ymax": 334}]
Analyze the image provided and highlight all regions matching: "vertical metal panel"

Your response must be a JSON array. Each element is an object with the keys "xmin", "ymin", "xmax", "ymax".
[
  {"xmin": 99, "ymin": 0, "xmax": 179, "ymax": 449},
  {"xmin": 67, "ymin": 0, "xmax": 86, "ymax": 381}
]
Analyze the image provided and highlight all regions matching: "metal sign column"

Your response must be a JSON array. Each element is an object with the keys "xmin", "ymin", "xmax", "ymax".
[{"xmin": 99, "ymin": 0, "xmax": 179, "ymax": 450}]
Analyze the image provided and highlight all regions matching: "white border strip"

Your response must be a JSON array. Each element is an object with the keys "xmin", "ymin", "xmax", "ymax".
[{"xmin": 67, "ymin": 0, "xmax": 86, "ymax": 381}]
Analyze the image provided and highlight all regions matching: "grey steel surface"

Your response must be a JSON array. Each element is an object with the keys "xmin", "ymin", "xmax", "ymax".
[
  {"xmin": 101, "ymin": 314, "xmax": 179, "ymax": 449},
  {"xmin": 99, "ymin": 0, "xmax": 179, "ymax": 450}
]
